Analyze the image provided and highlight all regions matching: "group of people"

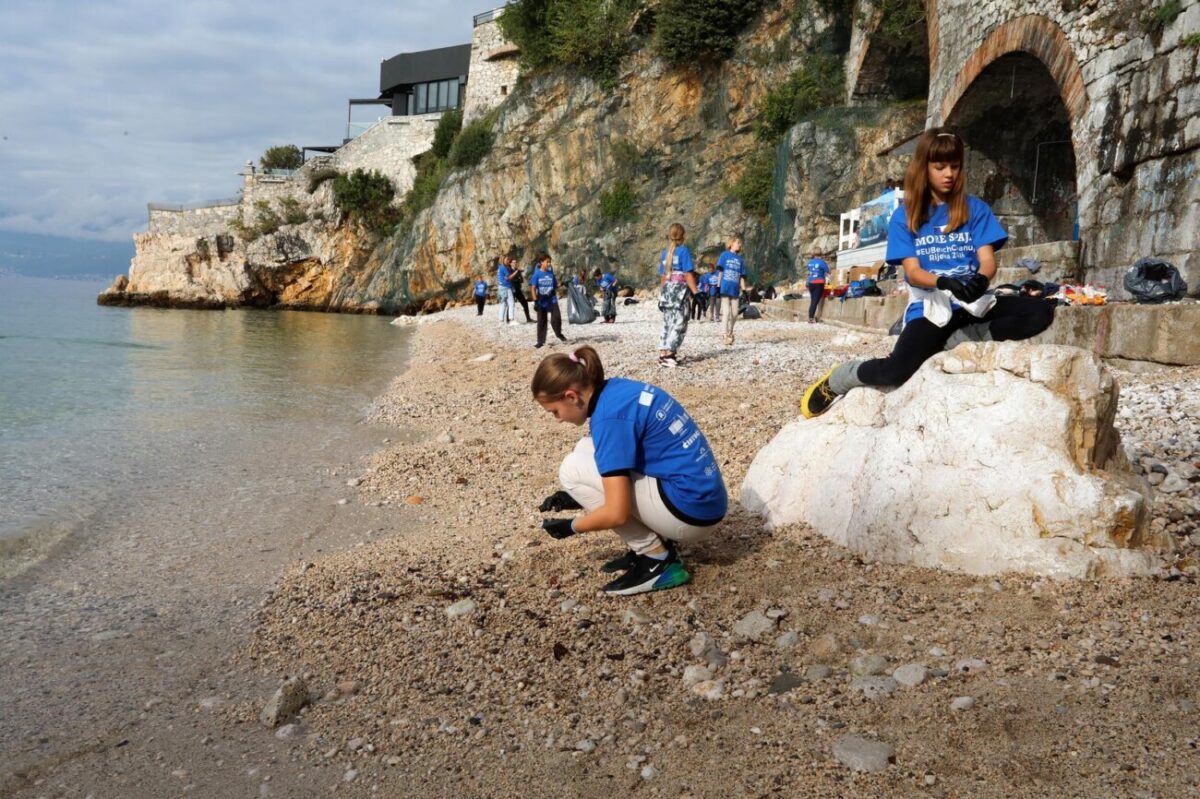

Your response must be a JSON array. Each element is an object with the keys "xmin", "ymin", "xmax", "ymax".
[{"xmin": 531, "ymin": 128, "xmax": 1056, "ymax": 598}]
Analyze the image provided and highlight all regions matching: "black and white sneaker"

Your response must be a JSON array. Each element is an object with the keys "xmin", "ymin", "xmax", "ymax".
[
  {"xmin": 601, "ymin": 549, "xmax": 690, "ymax": 596},
  {"xmin": 600, "ymin": 550, "xmax": 637, "ymax": 574}
]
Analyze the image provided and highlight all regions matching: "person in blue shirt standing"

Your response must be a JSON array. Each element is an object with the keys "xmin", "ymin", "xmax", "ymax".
[
  {"xmin": 472, "ymin": 275, "xmax": 488, "ymax": 316},
  {"xmin": 801, "ymin": 129, "xmax": 1055, "ymax": 418},
  {"xmin": 657, "ymin": 223, "xmax": 698, "ymax": 368},
  {"xmin": 597, "ymin": 268, "xmax": 618, "ymax": 323},
  {"xmin": 804, "ymin": 252, "xmax": 829, "ymax": 323},
  {"xmin": 705, "ymin": 263, "xmax": 722, "ymax": 323},
  {"xmin": 690, "ymin": 260, "xmax": 709, "ymax": 322},
  {"xmin": 496, "ymin": 255, "xmax": 516, "ymax": 326},
  {"xmin": 531, "ymin": 252, "xmax": 567, "ymax": 349},
  {"xmin": 717, "ymin": 236, "xmax": 748, "ymax": 345},
  {"xmin": 533, "ymin": 346, "xmax": 727, "ymax": 595}
]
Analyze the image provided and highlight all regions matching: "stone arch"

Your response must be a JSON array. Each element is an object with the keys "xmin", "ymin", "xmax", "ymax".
[{"xmin": 937, "ymin": 15, "xmax": 1087, "ymax": 128}]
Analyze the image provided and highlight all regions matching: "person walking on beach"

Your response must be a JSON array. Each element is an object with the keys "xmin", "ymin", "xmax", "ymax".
[
  {"xmin": 473, "ymin": 275, "xmax": 488, "ymax": 316},
  {"xmin": 533, "ymin": 346, "xmax": 727, "ymax": 595},
  {"xmin": 706, "ymin": 262, "xmax": 722, "ymax": 323},
  {"xmin": 532, "ymin": 252, "xmax": 567, "ymax": 348},
  {"xmin": 508, "ymin": 256, "xmax": 533, "ymax": 323},
  {"xmin": 598, "ymin": 268, "xmax": 618, "ymax": 323},
  {"xmin": 496, "ymin": 255, "xmax": 516, "ymax": 326},
  {"xmin": 800, "ymin": 128, "xmax": 1055, "ymax": 418},
  {"xmin": 805, "ymin": 251, "xmax": 829, "ymax": 323},
  {"xmin": 717, "ymin": 236, "xmax": 748, "ymax": 346},
  {"xmin": 657, "ymin": 223, "xmax": 698, "ymax": 368}
]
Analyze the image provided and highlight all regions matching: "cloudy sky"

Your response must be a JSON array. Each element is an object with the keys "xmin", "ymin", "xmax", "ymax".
[{"xmin": 0, "ymin": 0, "xmax": 505, "ymax": 242}]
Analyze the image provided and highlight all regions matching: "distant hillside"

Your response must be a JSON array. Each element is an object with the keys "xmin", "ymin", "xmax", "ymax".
[{"xmin": 0, "ymin": 230, "xmax": 134, "ymax": 279}]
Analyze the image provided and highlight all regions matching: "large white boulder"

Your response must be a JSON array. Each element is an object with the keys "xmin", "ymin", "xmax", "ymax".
[{"xmin": 741, "ymin": 343, "xmax": 1171, "ymax": 578}]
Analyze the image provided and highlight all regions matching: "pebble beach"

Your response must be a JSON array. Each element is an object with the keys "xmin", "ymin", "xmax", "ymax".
[{"xmin": 235, "ymin": 301, "xmax": 1200, "ymax": 798}]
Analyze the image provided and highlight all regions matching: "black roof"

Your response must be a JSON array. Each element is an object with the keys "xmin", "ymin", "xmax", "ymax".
[{"xmin": 380, "ymin": 44, "xmax": 472, "ymax": 97}]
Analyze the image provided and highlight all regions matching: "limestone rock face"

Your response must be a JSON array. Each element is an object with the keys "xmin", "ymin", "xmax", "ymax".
[{"xmin": 741, "ymin": 343, "xmax": 1171, "ymax": 578}]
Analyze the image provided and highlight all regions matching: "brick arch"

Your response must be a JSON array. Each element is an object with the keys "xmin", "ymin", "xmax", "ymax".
[{"xmin": 939, "ymin": 15, "xmax": 1087, "ymax": 127}]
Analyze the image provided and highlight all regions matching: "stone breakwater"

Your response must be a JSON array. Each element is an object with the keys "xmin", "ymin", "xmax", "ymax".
[{"xmin": 231, "ymin": 306, "xmax": 1199, "ymax": 797}]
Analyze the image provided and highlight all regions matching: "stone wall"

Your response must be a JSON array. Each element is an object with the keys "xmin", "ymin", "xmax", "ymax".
[
  {"xmin": 922, "ymin": 0, "xmax": 1200, "ymax": 298},
  {"xmin": 329, "ymin": 114, "xmax": 443, "ymax": 192},
  {"xmin": 147, "ymin": 202, "xmax": 241, "ymax": 238},
  {"xmin": 464, "ymin": 16, "xmax": 520, "ymax": 123}
]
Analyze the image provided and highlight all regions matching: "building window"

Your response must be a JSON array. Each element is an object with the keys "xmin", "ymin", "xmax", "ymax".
[{"xmin": 411, "ymin": 78, "xmax": 461, "ymax": 115}]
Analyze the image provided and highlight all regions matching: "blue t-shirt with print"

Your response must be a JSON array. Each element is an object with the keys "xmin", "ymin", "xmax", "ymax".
[
  {"xmin": 589, "ymin": 378, "xmax": 727, "ymax": 523},
  {"xmin": 473, "ymin": 280, "xmax": 488, "ymax": 297},
  {"xmin": 599, "ymin": 273, "xmax": 616, "ymax": 292},
  {"xmin": 658, "ymin": 246, "xmax": 695, "ymax": 276},
  {"xmin": 717, "ymin": 251, "xmax": 745, "ymax": 297},
  {"xmin": 706, "ymin": 270, "xmax": 720, "ymax": 296},
  {"xmin": 886, "ymin": 195, "xmax": 1007, "ymax": 323},
  {"xmin": 497, "ymin": 263, "xmax": 512, "ymax": 289},
  {"xmin": 806, "ymin": 258, "xmax": 829, "ymax": 283},
  {"xmin": 531, "ymin": 267, "xmax": 558, "ymax": 308}
]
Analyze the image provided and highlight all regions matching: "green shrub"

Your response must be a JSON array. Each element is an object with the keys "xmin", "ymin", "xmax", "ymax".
[
  {"xmin": 1183, "ymin": 31, "xmax": 1200, "ymax": 47},
  {"xmin": 230, "ymin": 210, "xmax": 254, "ymax": 242},
  {"xmin": 431, "ymin": 109, "xmax": 464, "ymax": 160},
  {"xmin": 1144, "ymin": 0, "xmax": 1183, "ymax": 31},
  {"xmin": 402, "ymin": 153, "xmax": 449, "ymax": 219},
  {"xmin": 499, "ymin": 0, "xmax": 641, "ymax": 85},
  {"xmin": 260, "ymin": 145, "xmax": 303, "ymax": 171},
  {"xmin": 447, "ymin": 115, "xmax": 496, "ymax": 169},
  {"xmin": 753, "ymin": 55, "xmax": 844, "ymax": 143},
  {"xmin": 599, "ymin": 179, "xmax": 638, "ymax": 222},
  {"xmin": 332, "ymin": 169, "xmax": 399, "ymax": 232},
  {"xmin": 655, "ymin": 0, "xmax": 766, "ymax": 64},
  {"xmin": 730, "ymin": 145, "xmax": 775, "ymax": 216},
  {"xmin": 306, "ymin": 167, "xmax": 339, "ymax": 193},
  {"xmin": 277, "ymin": 196, "xmax": 308, "ymax": 226}
]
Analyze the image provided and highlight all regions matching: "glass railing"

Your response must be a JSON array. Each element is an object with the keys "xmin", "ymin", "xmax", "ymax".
[{"xmin": 473, "ymin": 5, "xmax": 507, "ymax": 26}]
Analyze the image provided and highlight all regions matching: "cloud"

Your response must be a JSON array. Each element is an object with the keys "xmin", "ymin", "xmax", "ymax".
[{"xmin": 0, "ymin": 0, "xmax": 506, "ymax": 241}]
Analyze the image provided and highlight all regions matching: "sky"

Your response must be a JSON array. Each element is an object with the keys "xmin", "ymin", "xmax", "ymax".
[{"xmin": 0, "ymin": 0, "xmax": 506, "ymax": 243}]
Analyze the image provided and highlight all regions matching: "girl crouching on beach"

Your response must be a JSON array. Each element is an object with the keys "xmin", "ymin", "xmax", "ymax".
[
  {"xmin": 533, "ymin": 347, "xmax": 727, "ymax": 596},
  {"xmin": 800, "ymin": 128, "xmax": 1055, "ymax": 418}
]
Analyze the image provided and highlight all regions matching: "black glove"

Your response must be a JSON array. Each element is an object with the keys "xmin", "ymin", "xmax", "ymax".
[
  {"xmin": 539, "ymin": 491, "xmax": 582, "ymax": 513},
  {"xmin": 541, "ymin": 518, "xmax": 578, "ymax": 540},
  {"xmin": 936, "ymin": 274, "xmax": 990, "ymax": 303}
]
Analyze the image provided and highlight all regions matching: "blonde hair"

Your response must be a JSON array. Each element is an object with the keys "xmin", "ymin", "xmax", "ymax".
[
  {"xmin": 531, "ymin": 346, "xmax": 605, "ymax": 401},
  {"xmin": 904, "ymin": 128, "xmax": 968, "ymax": 234}
]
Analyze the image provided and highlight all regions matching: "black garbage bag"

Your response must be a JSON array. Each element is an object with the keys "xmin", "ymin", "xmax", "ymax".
[
  {"xmin": 566, "ymin": 282, "xmax": 597, "ymax": 324},
  {"xmin": 1124, "ymin": 258, "xmax": 1187, "ymax": 304}
]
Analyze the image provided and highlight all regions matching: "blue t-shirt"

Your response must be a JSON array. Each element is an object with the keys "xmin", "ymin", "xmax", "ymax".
[
  {"xmin": 497, "ymin": 263, "xmax": 512, "ymax": 289},
  {"xmin": 589, "ymin": 378, "xmax": 727, "ymax": 523},
  {"xmin": 473, "ymin": 280, "xmax": 488, "ymax": 297},
  {"xmin": 886, "ymin": 196, "xmax": 1007, "ymax": 323},
  {"xmin": 806, "ymin": 258, "xmax": 829, "ymax": 283},
  {"xmin": 717, "ymin": 251, "xmax": 745, "ymax": 297},
  {"xmin": 658, "ymin": 246, "xmax": 695, "ymax": 276},
  {"xmin": 531, "ymin": 267, "xmax": 558, "ymax": 308},
  {"xmin": 706, "ymin": 270, "xmax": 720, "ymax": 296},
  {"xmin": 599, "ymin": 273, "xmax": 616, "ymax": 291}
]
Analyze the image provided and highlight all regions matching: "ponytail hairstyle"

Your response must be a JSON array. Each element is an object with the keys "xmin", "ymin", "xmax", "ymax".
[
  {"xmin": 531, "ymin": 346, "xmax": 605, "ymax": 402},
  {"xmin": 904, "ymin": 128, "xmax": 968, "ymax": 234},
  {"xmin": 664, "ymin": 222, "xmax": 686, "ymax": 273}
]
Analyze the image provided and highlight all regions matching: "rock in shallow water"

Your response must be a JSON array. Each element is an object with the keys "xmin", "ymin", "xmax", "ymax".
[{"xmin": 742, "ymin": 343, "xmax": 1170, "ymax": 578}]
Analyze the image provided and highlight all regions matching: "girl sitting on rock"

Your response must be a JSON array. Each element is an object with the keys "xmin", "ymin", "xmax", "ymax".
[
  {"xmin": 533, "ymin": 346, "xmax": 727, "ymax": 595},
  {"xmin": 800, "ymin": 128, "xmax": 1055, "ymax": 418},
  {"xmin": 657, "ymin": 223, "xmax": 698, "ymax": 368}
]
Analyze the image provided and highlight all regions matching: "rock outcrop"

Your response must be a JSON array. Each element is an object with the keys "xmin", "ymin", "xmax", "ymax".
[{"xmin": 741, "ymin": 343, "xmax": 1172, "ymax": 578}]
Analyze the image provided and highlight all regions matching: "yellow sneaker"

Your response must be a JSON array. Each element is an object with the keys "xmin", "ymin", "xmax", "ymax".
[{"xmin": 801, "ymin": 364, "xmax": 841, "ymax": 419}]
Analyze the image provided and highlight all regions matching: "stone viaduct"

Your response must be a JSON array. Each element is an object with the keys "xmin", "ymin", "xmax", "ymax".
[{"xmin": 848, "ymin": 0, "xmax": 1199, "ymax": 297}]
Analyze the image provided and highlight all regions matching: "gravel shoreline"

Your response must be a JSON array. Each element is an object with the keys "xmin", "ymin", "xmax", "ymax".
[{"xmin": 243, "ymin": 303, "xmax": 1199, "ymax": 797}]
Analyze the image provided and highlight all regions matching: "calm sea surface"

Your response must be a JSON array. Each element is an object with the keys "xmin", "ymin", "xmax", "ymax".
[{"xmin": 0, "ymin": 273, "xmax": 410, "ymax": 549}]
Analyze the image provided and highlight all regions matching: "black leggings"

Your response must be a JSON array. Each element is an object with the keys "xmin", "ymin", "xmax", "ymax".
[
  {"xmin": 475, "ymin": 296, "xmax": 486, "ymax": 315},
  {"xmin": 807, "ymin": 282, "xmax": 824, "ymax": 320},
  {"xmin": 536, "ymin": 303, "xmax": 564, "ymax": 345},
  {"xmin": 858, "ymin": 295, "xmax": 1055, "ymax": 388},
  {"xmin": 692, "ymin": 292, "xmax": 708, "ymax": 319},
  {"xmin": 512, "ymin": 286, "xmax": 532, "ymax": 321}
]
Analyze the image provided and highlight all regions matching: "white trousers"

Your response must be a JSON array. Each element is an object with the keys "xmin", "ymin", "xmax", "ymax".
[{"xmin": 558, "ymin": 437, "xmax": 720, "ymax": 554}]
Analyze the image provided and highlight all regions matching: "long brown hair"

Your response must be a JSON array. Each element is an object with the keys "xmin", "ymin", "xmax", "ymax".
[
  {"xmin": 663, "ymin": 222, "xmax": 686, "ymax": 274},
  {"xmin": 903, "ymin": 128, "xmax": 968, "ymax": 234},
  {"xmin": 531, "ymin": 346, "xmax": 605, "ymax": 401}
]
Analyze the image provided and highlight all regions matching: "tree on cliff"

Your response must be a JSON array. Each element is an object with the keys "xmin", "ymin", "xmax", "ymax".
[{"xmin": 260, "ymin": 145, "xmax": 303, "ymax": 171}]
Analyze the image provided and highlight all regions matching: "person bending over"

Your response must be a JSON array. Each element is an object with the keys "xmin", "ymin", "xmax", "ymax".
[
  {"xmin": 534, "ymin": 347, "xmax": 727, "ymax": 596},
  {"xmin": 800, "ymin": 129, "xmax": 1055, "ymax": 418}
]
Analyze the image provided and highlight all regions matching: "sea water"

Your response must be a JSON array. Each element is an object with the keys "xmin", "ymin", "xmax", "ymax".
[{"xmin": 0, "ymin": 273, "xmax": 410, "ymax": 566}]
